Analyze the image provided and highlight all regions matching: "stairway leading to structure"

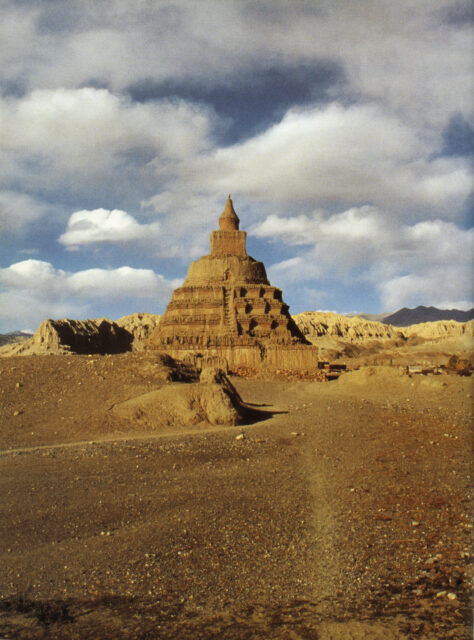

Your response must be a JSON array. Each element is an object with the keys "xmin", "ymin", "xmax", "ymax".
[{"xmin": 223, "ymin": 286, "xmax": 237, "ymax": 334}]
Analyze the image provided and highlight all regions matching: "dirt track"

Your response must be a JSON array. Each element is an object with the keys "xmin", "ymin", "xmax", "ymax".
[{"xmin": 0, "ymin": 355, "xmax": 472, "ymax": 639}]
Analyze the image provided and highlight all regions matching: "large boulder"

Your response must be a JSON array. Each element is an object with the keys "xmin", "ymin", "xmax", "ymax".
[{"xmin": 112, "ymin": 371, "xmax": 244, "ymax": 427}]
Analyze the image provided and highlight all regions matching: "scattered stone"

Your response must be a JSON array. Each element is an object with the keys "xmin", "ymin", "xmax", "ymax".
[{"xmin": 235, "ymin": 433, "xmax": 245, "ymax": 441}]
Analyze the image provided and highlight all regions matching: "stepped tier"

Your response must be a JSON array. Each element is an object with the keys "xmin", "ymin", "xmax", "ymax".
[{"xmin": 147, "ymin": 196, "xmax": 318, "ymax": 371}]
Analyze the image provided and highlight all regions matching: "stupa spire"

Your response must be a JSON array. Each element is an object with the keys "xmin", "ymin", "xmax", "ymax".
[
  {"xmin": 147, "ymin": 194, "xmax": 318, "ymax": 371},
  {"xmin": 219, "ymin": 194, "xmax": 240, "ymax": 231}
]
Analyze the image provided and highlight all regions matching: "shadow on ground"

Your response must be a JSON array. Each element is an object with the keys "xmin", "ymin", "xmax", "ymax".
[
  {"xmin": 0, "ymin": 592, "xmax": 427, "ymax": 639},
  {"xmin": 241, "ymin": 404, "xmax": 287, "ymax": 425}
]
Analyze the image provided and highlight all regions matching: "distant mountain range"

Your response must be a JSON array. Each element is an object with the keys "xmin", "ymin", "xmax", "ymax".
[{"xmin": 381, "ymin": 306, "xmax": 474, "ymax": 327}]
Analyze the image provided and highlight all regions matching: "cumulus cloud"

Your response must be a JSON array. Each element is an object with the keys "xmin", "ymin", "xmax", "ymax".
[
  {"xmin": 0, "ymin": 260, "xmax": 179, "ymax": 332},
  {"xmin": 141, "ymin": 191, "xmax": 233, "ymax": 258},
  {"xmin": 0, "ymin": 85, "xmax": 215, "ymax": 218},
  {"xmin": 251, "ymin": 214, "xmax": 318, "ymax": 246},
  {"xmin": 252, "ymin": 206, "xmax": 388, "ymax": 247},
  {"xmin": 1, "ymin": 87, "xmax": 213, "ymax": 170},
  {"xmin": 379, "ymin": 270, "xmax": 474, "ymax": 312},
  {"xmin": 68, "ymin": 266, "xmax": 180, "ymax": 299},
  {"xmin": 375, "ymin": 221, "xmax": 474, "ymax": 309},
  {"xmin": 0, "ymin": 190, "xmax": 47, "ymax": 233},
  {"xmin": 260, "ymin": 210, "xmax": 473, "ymax": 310},
  {"xmin": 59, "ymin": 208, "xmax": 161, "ymax": 247},
  {"xmin": 175, "ymin": 103, "xmax": 471, "ymax": 217},
  {"xmin": 0, "ymin": 1, "xmax": 472, "ymax": 323},
  {"xmin": 1, "ymin": 1, "xmax": 471, "ymax": 132}
]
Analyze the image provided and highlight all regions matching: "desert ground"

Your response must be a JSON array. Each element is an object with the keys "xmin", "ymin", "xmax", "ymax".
[{"xmin": 0, "ymin": 352, "xmax": 472, "ymax": 639}]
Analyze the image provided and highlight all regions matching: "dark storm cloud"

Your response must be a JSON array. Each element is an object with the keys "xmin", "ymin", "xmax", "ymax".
[
  {"xmin": 1, "ymin": 78, "xmax": 26, "ymax": 98},
  {"xmin": 127, "ymin": 61, "xmax": 345, "ymax": 144},
  {"xmin": 36, "ymin": 2, "xmax": 86, "ymax": 34},
  {"xmin": 241, "ymin": 0, "xmax": 326, "ymax": 24},
  {"xmin": 441, "ymin": 113, "xmax": 474, "ymax": 157},
  {"xmin": 440, "ymin": 1, "xmax": 474, "ymax": 25}
]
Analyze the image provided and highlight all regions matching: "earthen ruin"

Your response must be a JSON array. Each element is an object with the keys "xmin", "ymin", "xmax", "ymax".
[{"xmin": 147, "ymin": 196, "xmax": 319, "ymax": 371}]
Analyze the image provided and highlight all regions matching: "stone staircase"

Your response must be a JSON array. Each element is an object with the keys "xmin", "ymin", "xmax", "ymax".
[{"xmin": 223, "ymin": 287, "xmax": 237, "ymax": 334}]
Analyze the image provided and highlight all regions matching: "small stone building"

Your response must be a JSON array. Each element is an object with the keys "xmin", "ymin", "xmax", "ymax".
[{"xmin": 147, "ymin": 196, "xmax": 318, "ymax": 371}]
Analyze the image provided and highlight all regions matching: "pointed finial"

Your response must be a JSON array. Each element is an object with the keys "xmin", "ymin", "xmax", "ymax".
[{"xmin": 219, "ymin": 194, "xmax": 240, "ymax": 231}]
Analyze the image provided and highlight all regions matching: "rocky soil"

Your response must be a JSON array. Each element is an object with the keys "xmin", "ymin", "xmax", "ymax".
[{"xmin": 0, "ymin": 354, "xmax": 472, "ymax": 639}]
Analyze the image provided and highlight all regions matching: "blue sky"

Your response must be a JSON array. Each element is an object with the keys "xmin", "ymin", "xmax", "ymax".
[{"xmin": 0, "ymin": 0, "xmax": 473, "ymax": 332}]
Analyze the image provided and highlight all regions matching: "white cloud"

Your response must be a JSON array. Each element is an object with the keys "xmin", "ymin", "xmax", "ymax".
[
  {"xmin": 262, "ymin": 209, "xmax": 473, "ymax": 309},
  {"xmin": 375, "ymin": 221, "xmax": 474, "ymax": 309},
  {"xmin": 0, "ymin": 259, "xmax": 179, "ymax": 301},
  {"xmin": 1, "ymin": 87, "xmax": 213, "ymax": 173},
  {"xmin": 1, "ymin": 1, "xmax": 471, "ymax": 133},
  {"xmin": 68, "ymin": 266, "xmax": 180, "ymax": 300},
  {"xmin": 0, "ymin": 1, "xmax": 472, "ymax": 321},
  {"xmin": 0, "ymin": 190, "xmax": 47, "ymax": 233},
  {"xmin": 251, "ymin": 214, "xmax": 316, "ymax": 245},
  {"xmin": 0, "ymin": 260, "xmax": 68, "ymax": 295},
  {"xmin": 0, "ymin": 260, "xmax": 179, "ymax": 331},
  {"xmin": 59, "ymin": 208, "xmax": 161, "ymax": 246},
  {"xmin": 253, "ymin": 205, "xmax": 389, "ymax": 249},
  {"xmin": 269, "ymin": 257, "xmax": 318, "ymax": 285},
  {"xmin": 142, "ymin": 191, "xmax": 232, "ymax": 258},
  {"xmin": 174, "ymin": 103, "xmax": 472, "ymax": 217},
  {"xmin": 379, "ymin": 270, "xmax": 473, "ymax": 311},
  {"xmin": 0, "ymin": 291, "xmax": 88, "ymax": 334},
  {"xmin": 320, "ymin": 207, "xmax": 386, "ymax": 239}
]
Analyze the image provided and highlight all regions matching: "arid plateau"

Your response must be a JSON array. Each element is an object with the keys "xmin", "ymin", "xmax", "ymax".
[{"xmin": 0, "ymin": 308, "xmax": 472, "ymax": 639}]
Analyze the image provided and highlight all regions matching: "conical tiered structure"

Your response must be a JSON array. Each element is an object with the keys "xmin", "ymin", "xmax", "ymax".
[{"xmin": 148, "ymin": 196, "xmax": 318, "ymax": 371}]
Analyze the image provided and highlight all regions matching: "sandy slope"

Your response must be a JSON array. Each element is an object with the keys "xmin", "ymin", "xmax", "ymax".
[
  {"xmin": 293, "ymin": 313, "xmax": 474, "ymax": 366},
  {"xmin": 0, "ymin": 355, "xmax": 472, "ymax": 639}
]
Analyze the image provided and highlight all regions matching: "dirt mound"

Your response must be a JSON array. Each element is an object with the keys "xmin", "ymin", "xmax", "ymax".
[
  {"xmin": 0, "ymin": 314, "xmax": 162, "ymax": 357},
  {"xmin": 116, "ymin": 313, "xmax": 161, "ymax": 350},
  {"xmin": 404, "ymin": 319, "xmax": 474, "ymax": 340},
  {"xmin": 335, "ymin": 365, "xmax": 408, "ymax": 387},
  {"xmin": 293, "ymin": 312, "xmax": 403, "ymax": 342},
  {"xmin": 112, "ymin": 371, "xmax": 244, "ymax": 427},
  {"xmin": 334, "ymin": 365, "xmax": 472, "ymax": 396}
]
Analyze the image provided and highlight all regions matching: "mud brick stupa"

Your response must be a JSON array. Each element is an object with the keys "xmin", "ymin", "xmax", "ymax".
[{"xmin": 148, "ymin": 196, "xmax": 318, "ymax": 371}]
